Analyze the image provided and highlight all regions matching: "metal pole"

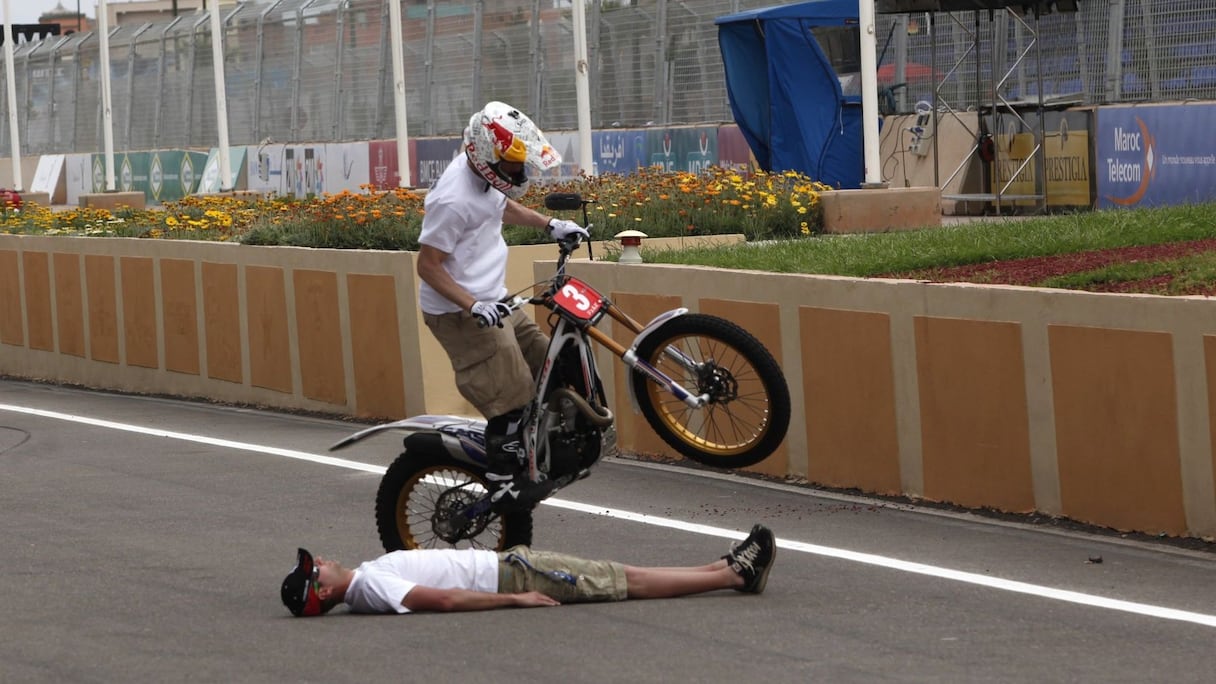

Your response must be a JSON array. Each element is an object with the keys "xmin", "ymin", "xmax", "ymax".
[
  {"xmin": 858, "ymin": 0, "xmax": 884, "ymax": 188},
  {"xmin": 572, "ymin": 0, "xmax": 592, "ymax": 174},
  {"xmin": 3, "ymin": 0, "xmax": 23, "ymax": 190},
  {"xmin": 387, "ymin": 0, "xmax": 411, "ymax": 187},
  {"xmin": 209, "ymin": 0, "xmax": 232, "ymax": 190},
  {"xmin": 98, "ymin": 0, "xmax": 116, "ymax": 191}
]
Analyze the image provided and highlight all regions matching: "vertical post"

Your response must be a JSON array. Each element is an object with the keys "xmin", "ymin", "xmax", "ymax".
[
  {"xmin": 652, "ymin": 0, "xmax": 667, "ymax": 124},
  {"xmin": 387, "ymin": 0, "xmax": 411, "ymax": 187},
  {"xmin": 153, "ymin": 18, "xmax": 182, "ymax": 149},
  {"xmin": 209, "ymin": 0, "xmax": 233, "ymax": 190},
  {"xmin": 332, "ymin": 0, "xmax": 347, "ymax": 141},
  {"xmin": 1106, "ymin": 0, "xmax": 1125, "ymax": 101},
  {"xmin": 98, "ymin": 0, "xmax": 116, "ymax": 191},
  {"xmin": 3, "ymin": 0, "xmax": 23, "ymax": 190},
  {"xmin": 572, "ymin": 0, "xmax": 592, "ymax": 174},
  {"xmin": 253, "ymin": 1, "xmax": 281, "ymax": 143},
  {"xmin": 894, "ymin": 14, "xmax": 908, "ymax": 113},
  {"xmin": 125, "ymin": 24, "xmax": 151, "ymax": 151},
  {"xmin": 471, "ymin": 0, "xmax": 483, "ymax": 110},
  {"xmin": 373, "ymin": 0, "xmax": 389, "ymax": 138},
  {"xmin": 422, "ymin": 0, "xmax": 434, "ymax": 136},
  {"xmin": 530, "ymin": 0, "xmax": 542, "ymax": 118},
  {"xmin": 589, "ymin": 0, "xmax": 601, "ymax": 126},
  {"xmin": 858, "ymin": 0, "xmax": 883, "ymax": 188}
]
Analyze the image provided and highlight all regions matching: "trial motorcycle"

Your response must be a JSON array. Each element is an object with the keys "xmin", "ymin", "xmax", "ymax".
[{"xmin": 330, "ymin": 193, "xmax": 791, "ymax": 551}]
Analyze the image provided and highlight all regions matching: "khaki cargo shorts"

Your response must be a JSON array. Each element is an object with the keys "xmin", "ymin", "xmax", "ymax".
[
  {"xmin": 424, "ymin": 309, "xmax": 549, "ymax": 418},
  {"xmin": 496, "ymin": 546, "xmax": 628, "ymax": 604}
]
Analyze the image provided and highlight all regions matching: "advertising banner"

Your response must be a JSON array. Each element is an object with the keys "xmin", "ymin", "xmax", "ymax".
[
  {"xmin": 65, "ymin": 153, "xmax": 91, "ymax": 206},
  {"xmin": 717, "ymin": 125, "xmax": 755, "ymax": 174},
  {"xmin": 200, "ymin": 147, "xmax": 249, "ymax": 194},
  {"xmin": 990, "ymin": 133, "xmax": 1038, "ymax": 204},
  {"xmin": 646, "ymin": 127, "xmax": 719, "ymax": 173},
  {"xmin": 1096, "ymin": 103, "xmax": 1216, "ymax": 208},
  {"xmin": 367, "ymin": 141, "xmax": 400, "ymax": 190},
  {"xmin": 413, "ymin": 138, "xmax": 461, "ymax": 188},
  {"xmin": 593, "ymin": 129, "xmax": 648, "ymax": 175},
  {"xmin": 1042, "ymin": 118, "xmax": 1090, "ymax": 208},
  {"xmin": 325, "ymin": 143, "xmax": 371, "ymax": 194},
  {"xmin": 283, "ymin": 145, "xmax": 327, "ymax": 199},
  {"xmin": 246, "ymin": 143, "xmax": 284, "ymax": 195},
  {"xmin": 90, "ymin": 150, "xmax": 205, "ymax": 204},
  {"xmin": 244, "ymin": 144, "xmax": 328, "ymax": 198},
  {"xmin": 30, "ymin": 154, "xmax": 65, "ymax": 200}
]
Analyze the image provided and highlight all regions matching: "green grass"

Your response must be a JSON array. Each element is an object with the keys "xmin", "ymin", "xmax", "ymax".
[
  {"xmin": 633, "ymin": 204, "xmax": 1216, "ymax": 278},
  {"xmin": 1040, "ymin": 251, "xmax": 1216, "ymax": 295}
]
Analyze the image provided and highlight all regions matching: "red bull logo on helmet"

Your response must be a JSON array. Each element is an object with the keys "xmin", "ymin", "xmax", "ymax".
[{"xmin": 486, "ymin": 121, "xmax": 528, "ymax": 163}]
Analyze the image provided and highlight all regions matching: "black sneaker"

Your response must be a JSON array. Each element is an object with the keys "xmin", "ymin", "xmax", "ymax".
[{"xmin": 725, "ymin": 524, "xmax": 775, "ymax": 594}]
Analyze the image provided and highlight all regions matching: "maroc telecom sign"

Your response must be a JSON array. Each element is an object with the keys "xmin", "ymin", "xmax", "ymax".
[
  {"xmin": 0, "ymin": 24, "xmax": 62, "ymax": 44},
  {"xmin": 1096, "ymin": 103, "xmax": 1216, "ymax": 209}
]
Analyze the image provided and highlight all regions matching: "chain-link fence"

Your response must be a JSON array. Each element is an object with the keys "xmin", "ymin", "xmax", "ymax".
[{"xmin": 2, "ymin": 0, "xmax": 1213, "ymax": 157}]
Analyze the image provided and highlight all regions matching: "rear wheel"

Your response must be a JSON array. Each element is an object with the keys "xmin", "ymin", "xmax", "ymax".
[
  {"xmin": 375, "ymin": 445, "xmax": 532, "ymax": 552},
  {"xmin": 631, "ymin": 313, "xmax": 790, "ymax": 469}
]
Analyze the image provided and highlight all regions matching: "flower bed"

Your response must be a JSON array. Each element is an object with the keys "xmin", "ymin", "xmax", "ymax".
[{"xmin": 0, "ymin": 167, "xmax": 831, "ymax": 250}]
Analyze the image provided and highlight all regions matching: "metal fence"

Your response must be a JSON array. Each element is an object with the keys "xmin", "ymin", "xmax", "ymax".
[{"xmin": 2, "ymin": 0, "xmax": 1213, "ymax": 157}]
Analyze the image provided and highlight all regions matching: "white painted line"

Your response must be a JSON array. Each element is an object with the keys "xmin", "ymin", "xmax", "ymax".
[
  {"xmin": 4, "ymin": 401, "xmax": 1216, "ymax": 629},
  {"xmin": 0, "ymin": 403, "xmax": 385, "ymax": 475},
  {"xmin": 545, "ymin": 499, "xmax": 1216, "ymax": 629}
]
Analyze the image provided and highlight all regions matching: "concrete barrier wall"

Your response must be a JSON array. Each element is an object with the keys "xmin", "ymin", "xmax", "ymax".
[
  {"xmin": 3, "ymin": 235, "xmax": 1214, "ymax": 539},
  {"xmin": 560, "ymin": 261, "xmax": 1216, "ymax": 540},
  {"xmin": 0, "ymin": 234, "xmax": 742, "ymax": 420}
]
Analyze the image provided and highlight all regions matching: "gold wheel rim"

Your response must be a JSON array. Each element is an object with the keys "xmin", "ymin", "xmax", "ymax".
[
  {"xmin": 644, "ymin": 334, "xmax": 772, "ymax": 457},
  {"xmin": 394, "ymin": 465, "xmax": 506, "ymax": 550}
]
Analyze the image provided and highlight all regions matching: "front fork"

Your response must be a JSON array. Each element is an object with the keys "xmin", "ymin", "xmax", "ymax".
[{"xmin": 586, "ymin": 304, "xmax": 710, "ymax": 410}]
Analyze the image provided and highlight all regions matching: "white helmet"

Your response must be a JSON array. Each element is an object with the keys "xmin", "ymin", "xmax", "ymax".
[{"xmin": 463, "ymin": 101, "xmax": 561, "ymax": 199}]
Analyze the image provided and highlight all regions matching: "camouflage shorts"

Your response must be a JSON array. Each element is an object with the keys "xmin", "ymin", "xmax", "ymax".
[{"xmin": 496, "ymin": 546, "xmax": 627, "ymax": 604}]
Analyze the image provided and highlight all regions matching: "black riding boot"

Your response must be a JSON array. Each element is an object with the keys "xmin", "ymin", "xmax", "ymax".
[{"xmin": 484, "ymin": 408, "xmax": 556, "ymax": 512}]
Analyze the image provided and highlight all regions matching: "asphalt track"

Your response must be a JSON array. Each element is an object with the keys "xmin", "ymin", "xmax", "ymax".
[{"xmin": 2, "ymin": 379, "xmax": 1214, "ymax": 683}]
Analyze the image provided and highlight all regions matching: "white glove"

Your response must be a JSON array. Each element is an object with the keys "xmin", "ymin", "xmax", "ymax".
[
  {"xmin": 470, "ymin": 300, "xmax": 513, "ymax": 328},
  {"xmin": 547, "ymin": 218, "xmax": 589, "ymax": 241}
]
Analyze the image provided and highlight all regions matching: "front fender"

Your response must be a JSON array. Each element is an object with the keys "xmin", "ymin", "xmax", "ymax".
[{"xmin": 623, "ymin": 307, "xmax": 688, "ymax": 414}]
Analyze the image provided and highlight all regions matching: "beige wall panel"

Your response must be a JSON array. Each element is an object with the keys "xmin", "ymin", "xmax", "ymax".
[
  {"xmin": 202, "ymin": 262, "xmax": 242, "ymax": 383},
  {"xmin": 1205, "ymin": 336, "xmax": 1216, "ymax": 505},
  {"xmin": 53, "ymin": 253, "xmax": 86, "ymax": 358},
  {"xmin": 916, "ymin": 317, "xmax": 1035, "ymax": 511},
  {"xmin": 161, "ymin": 259, "xmax": 200, "ymax": 375},
  {"xmin": 0, "ymin": 250, "xmax": 23, "ymax": 346},
  {"xmin": 294, "ymin": 270, "xmax": 346, "ymax": 406},
  {"xmin": 700, "ymin": 298, "xmax": 788, "ymax": 477},
  {"xmin": 1050, "ymin": 325, "xmax": 1186, "ymax": 535},
  {"xmin": 85, "ymin": 255, "xmax": 119, "ymax": 364},
  {"xmin": 800, "ymin": 307, "xmax": 902, "ymax": 494},
  {"xmin": 121, "ymin": 256, "xmax": 158, "ymax": 369},
  {"xmin": 348, "ymin": 274, "xmax": 407, "ymax": 419},
  {"xmin": 24, "ymin": 252, "xmax": 53, "ymax": 351},
  {"xmin": 245, "ymin": 265, "xmax": 293, "ymax": 394},
  {"xmin": 610, "ymin": 292, "xmax": 684, "ymax": 459}
]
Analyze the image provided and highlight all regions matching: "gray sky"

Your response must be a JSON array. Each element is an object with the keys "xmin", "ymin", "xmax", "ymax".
[{"xmin": 5, "ymin": 1, "xmax": 106, "ymax": 25}]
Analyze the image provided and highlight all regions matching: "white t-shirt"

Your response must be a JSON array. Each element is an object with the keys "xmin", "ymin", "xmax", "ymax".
[
  {"xmin": 417, "ymin": 157, "xmax": 510, "ymax": 315},
  {"xmin": 343, "ymin": 549, "xmax": 500, "ymax": 614}
]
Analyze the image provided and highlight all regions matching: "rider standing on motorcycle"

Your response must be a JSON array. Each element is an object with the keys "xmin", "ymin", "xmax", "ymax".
[{"xmin": 416, "ymin": 101, "xmax": 588, "ymax": 513}]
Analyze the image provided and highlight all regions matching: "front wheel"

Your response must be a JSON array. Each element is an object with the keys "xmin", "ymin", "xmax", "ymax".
[
  {"xmin": 631, "ymin": 313, "xmax": 790, "ymax": 469},
  {"xmin": 375, "ymin": 440, "xmax": 533, "ymax": 552}
]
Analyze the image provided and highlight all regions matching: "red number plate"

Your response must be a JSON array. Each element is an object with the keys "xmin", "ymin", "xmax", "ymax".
[{"xmin": 552, "ymin": 277, "xmax": 605, "ymax": 321}]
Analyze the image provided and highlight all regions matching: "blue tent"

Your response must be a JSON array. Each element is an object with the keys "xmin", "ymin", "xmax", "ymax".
[{"xmin": 716, "ymin": 0, "xmax": 864, "ymax": 189}]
